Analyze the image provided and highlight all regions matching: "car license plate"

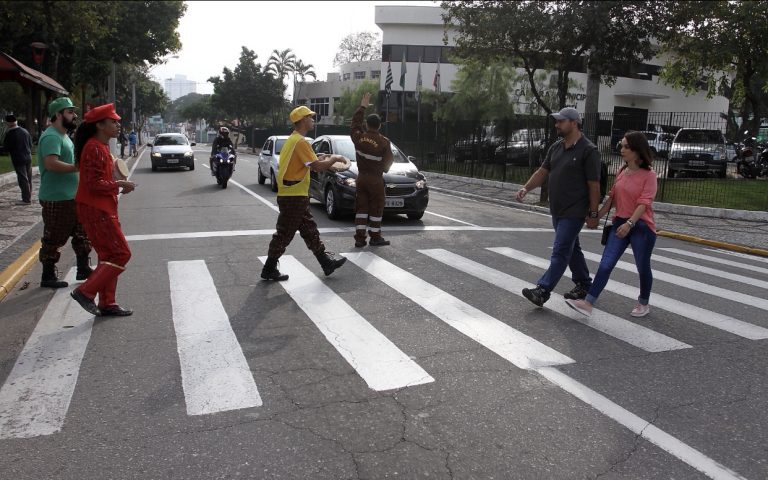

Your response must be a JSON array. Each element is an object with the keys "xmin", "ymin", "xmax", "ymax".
[
  {"xmin": 166, "ymin": 158, "xmax": 179, "ymax": 164},
  {"xmin": 689, "ymin": 160, "xmax": 705, "ymax": 166},
  {"xmin": 385, "ymin": 198, "xmax": 404, "ymax": 208}
]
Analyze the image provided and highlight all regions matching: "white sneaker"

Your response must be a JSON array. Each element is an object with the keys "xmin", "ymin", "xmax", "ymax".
[
  {"xmin": 631, "ymin": 304, "xmax": 650, "ymax": 317},
  {"xmin": 565, "ymin": 299, "xmax": 593, "ymax": 317}
]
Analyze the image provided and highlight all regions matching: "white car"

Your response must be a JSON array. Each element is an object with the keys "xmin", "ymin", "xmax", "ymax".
[
  {"xmin": 149, "ymin": 133, "xmax": 196, "ymax": 171},
  {"xmin": 257, "ymin": 135, "xmax": 313, "ymax": 192}
]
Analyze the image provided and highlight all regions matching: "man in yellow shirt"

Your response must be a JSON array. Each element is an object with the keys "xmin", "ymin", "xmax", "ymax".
[{"xmin": 261, "ymin": 106, "xmax": 348, "ymax": 281}]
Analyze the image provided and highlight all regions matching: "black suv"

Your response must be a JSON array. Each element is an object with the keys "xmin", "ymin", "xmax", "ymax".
[{"xmin": 668, "ymin": 128, "xmax": 728, "ymax": 178}]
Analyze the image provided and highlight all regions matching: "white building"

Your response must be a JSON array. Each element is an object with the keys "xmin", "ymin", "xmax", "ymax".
[
  {"xmin": 163, "ymin": 74, "xmax": 197, "ymax": 102},
  {"xmin": 298, "ymin": 60, "xmax": 381, "ymax": 125},
  {"xmin": 374, "ymin": 5, "xmax": 729, "ymax": 128}
]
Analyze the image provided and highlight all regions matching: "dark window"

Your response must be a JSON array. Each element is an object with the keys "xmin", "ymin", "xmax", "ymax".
[
  {"xmin": 342, "ymin": 72, "xmax": 351, "ymax": 81},
  {"xmin": 274, "ymin": 139, "xmax": 287, "ymax": 154},
  {"xmin": 310, "ymin": 98, "xmax": 330, "ymax": 116},
  {"xmin": 262, "ymin": 139, "xmax": 272, "ymax": 152},
  {"xmin": 423, "ymin": 46, "xmax": 442, "ymax": 63},
  {"xmin": 354, "ymin": 71, "xmax": 366, "ymax": 79},
  {"xmin": 407, "ymin": 45, "xmax": 424, "ymax": 62},
  {"xmin": 319, "ymin": 140, "xmax": 331, "ymax": 154},
  {"xmin": 371, "ymin": 70, "xmax": 381, "ymax": 79},
  {"xmin": 389, "ymin": 45, "xmax": 406, "ymax": 63}
]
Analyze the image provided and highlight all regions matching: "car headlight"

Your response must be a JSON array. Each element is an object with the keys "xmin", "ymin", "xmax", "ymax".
[
  {"xmin": 415, "ymin": 179, "xmax": 426, "ymax": 189},
  {"xmin": 151, "ymin": 152, "xmax": 161, "ymax": 158},
  {"xmin": 184, "ymin": 151, "xmax": 193, "ymax": 157},
  {"xmin": 337, "ymin": 176, "xmax": 356, "ymax": 187}
]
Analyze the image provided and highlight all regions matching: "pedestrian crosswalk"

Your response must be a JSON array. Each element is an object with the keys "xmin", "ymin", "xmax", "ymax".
[{"xmin": 1, "ymin": 243, "xmax": 768, "ymax": 440}]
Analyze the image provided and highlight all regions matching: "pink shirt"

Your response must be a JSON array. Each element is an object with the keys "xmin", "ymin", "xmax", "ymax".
[{"xmin": 609, "ymin": 168, "xmax": 657, "ymax": 233}]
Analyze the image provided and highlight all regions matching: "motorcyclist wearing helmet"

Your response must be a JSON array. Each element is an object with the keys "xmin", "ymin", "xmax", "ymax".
[{"xmin": 210, "ymin": 126, "xmax": 235, "ymax": 175}]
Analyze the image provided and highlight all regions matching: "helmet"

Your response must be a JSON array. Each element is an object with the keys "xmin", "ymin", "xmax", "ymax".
[{"xmin": 219, "ymin": 127, "xmax": 229, "ymax": 135}]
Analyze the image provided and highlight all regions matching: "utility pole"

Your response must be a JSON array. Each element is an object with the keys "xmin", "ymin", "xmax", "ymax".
[{"xmin": 108, "ymin": 60, "xmax": 118, "ymax": 155}]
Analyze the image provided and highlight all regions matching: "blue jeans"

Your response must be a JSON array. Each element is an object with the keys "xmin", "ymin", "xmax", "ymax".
[
  {"xmin": 537, "ymin": 216, "xmax": 592, "ymax": 292},
  {"xmin": 585, "ymin": 218, "xmax": 657, "ymax": 306}
]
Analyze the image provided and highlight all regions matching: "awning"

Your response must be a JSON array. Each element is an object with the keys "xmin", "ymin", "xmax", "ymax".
[{"xmin": 0, "ymin": 51, "xmax": 68, "ymax": 95}]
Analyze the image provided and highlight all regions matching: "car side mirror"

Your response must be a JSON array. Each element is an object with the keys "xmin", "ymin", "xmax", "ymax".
[
  {"xmin": 191, "ymin": 142, "xmax": 196, "ymax": 146},
  {"xmin": 146, "ymin": 142, "xmax": 152, "ymax": 147}
]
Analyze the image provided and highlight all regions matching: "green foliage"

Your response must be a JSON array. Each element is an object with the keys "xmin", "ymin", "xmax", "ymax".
[
  {"xmin": 208, "ymin": 46, "xmax": 285, "ymax": 127},
  {"xmin": 657, "ymin": 0, "xmax": 768, "ymax": 138},
  {"xmin": 0, "ymin": 83, "xmax": 29, "ymax": 116},
  {"xmin": 442, "ymin": 1, "xmax": 661, "ymax": 113},
  {"xmin": 333, "ymin": 80, "xmax": 381, "ymax": 122}
]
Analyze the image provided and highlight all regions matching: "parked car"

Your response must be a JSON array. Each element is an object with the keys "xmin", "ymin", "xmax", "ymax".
[
  {"xmin": 493, "ymin": 129, "xmax": 546, "ymax": 166},
  {"xmin": 667, "ymin": 128, "xmax": 728, "ymax": 178},
  {"xmin": 640, "ymin": 131, "xmax": 673, "ymax": 158},
  {"xmin": 149, "ymin": 133, "xmax": 195, "ymax": 171},
  {"xmin": 454, "ymin": 125, "xmax": 502, "ymax": 163},
  {"xmin": 257, "ymin": 135, "xmax": 312, "ymax": 192},
  {"xmin": 309, "ymin": 135, "xmax": 429, "ymax": 220}
]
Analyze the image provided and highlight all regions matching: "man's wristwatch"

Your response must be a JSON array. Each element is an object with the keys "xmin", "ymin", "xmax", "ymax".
[
  {"xmin": 626, "ymin": 219, "xmax": 635, "ymax": 228},
  {"xmin": 588, "ymin": 211, "xmax": 598, "ymax": 219}
]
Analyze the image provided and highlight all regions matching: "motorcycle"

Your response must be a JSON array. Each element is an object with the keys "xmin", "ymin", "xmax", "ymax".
[
  {"xmin": 212, "ymin": 147, "xmax": 236, "ymax": 188},
  {"xmin": 736, "ymin": 138, "xmax": 759, "ymax": 179}
]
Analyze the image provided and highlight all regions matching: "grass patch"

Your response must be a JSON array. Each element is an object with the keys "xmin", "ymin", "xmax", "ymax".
[
  {"xmin": 656, "ymin": 178, "xmax": 768, "ymax": 211},
  {"xmin": 0, "ymin": 148, "xmax": 38, "ymax": 174}
]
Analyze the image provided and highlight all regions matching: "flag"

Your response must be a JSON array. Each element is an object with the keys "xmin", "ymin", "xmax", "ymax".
[
  {"xmin": 415, "ymin": 57, "xmax": 422, "ymax": 102},
  {"xmin": 399, "ymin": 51, "xmax": 407, "ymax": 89},
  {"xmin": 385, "ymin": 59, "xmax": 393, "ymax": 96},
  {"xmin": 433, "ymin": 58, "xmax": 441, "ymax": 93}
]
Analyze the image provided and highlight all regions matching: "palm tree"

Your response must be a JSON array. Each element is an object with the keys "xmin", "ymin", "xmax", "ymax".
[
  {"xmin": 266, "ymin": 48, "xmax": 296, "ymax": 123},
  {"xmin": 292, "ymin": 59, "xmax": 317, "ymax": 106}
]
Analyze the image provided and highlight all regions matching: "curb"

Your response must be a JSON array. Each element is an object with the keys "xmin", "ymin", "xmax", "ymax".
[
  {"xmin": 428, "ymin": 186, "xmax": 768, "ymax": 258},
  {"xmin": 0, "ymin": 167, "xmax": 40, "ymax": 187},
  {"xmin": 425, "ymin": 172, "xmax": 768, "ymax": 222},
  {"xmin": 0, "ymin": 240, "xmax": 40, "ymax": 302}
]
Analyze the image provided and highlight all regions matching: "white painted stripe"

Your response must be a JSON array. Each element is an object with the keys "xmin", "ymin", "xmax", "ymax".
[
  {"xmin": 355, "ymin": 214, "xmax": 368, "ymax": 219},
  {"xmin": 258, "ymin": 255, "xmax": 433, "ymax": 391},
  {"xmin": 536, "ymin": 367, "xmax": 747, "ymax": 480},
  {"xmin": 579, "ymin": 249, "xmax": 768, "ymax": 312},
  {"xmin": 355, "ymin": 225, "xmax": 367, "ymax": 230},
  {"xmin": 343, "ymin": 252, "xmax": 574, "ymax": 369},
  {"xmin": 423, "ymin": 210, "xmax": 478, "ymax": 226},
  {"xmin": 0, "ymin": 269, "xmax": 94, "ymax": 439},
  {"xmin": 626, "ymin": 250, "xmax": 768, "ymax": 289},
  {"xmin": 704, "ymin": 248, "xmax": 768, "ymax": 264},
  {"xmin": 661, "ymin": 248, "xmax": 768, "ymax": 276},
  {"xmin": 125, "ymin": 226, "xmax": 557, "ymax": 242},
  {"xmin": 490, "ymin": 247, "xmax": 768, "ymax": 340},
  {"xmin": 168, "ymin": 260, "xmax": 262, "ymax": 415},
  {"xmin": 202, "ymin": 163, "xmax": 279, "ymax": 213},
  {"xmin": 423, "ymin": 249, "xmax": 689, "ymax": 352},
  {"xmin": 369, "ymin": 228, "xmax": 381, "ymax": 232},
  {"xmin": 369, "ymin": 216, "xmax": 382, "ymax": 222}
]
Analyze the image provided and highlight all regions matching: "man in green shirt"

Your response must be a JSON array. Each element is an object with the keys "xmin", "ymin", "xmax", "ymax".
[{"xmin": 37, "ymin": 97, "xmax": 93, "ymax": 288}]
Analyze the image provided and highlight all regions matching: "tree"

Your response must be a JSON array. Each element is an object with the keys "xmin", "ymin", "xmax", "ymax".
[
  {"xmin": 333, "ymin": 32, "xmax": 382, "ymax": 66},
  {"xmin": 442, "ymin": 1, "xmax": 661, "ymax": 115},
  {"xmin": 292, "ymin": 59, "xmax": 317, "ymax": 105},
  {"xmin": 333, "ymin": 80, "xmax": 381, "ymax": 123},
  {"xmin": 266, "ymin": 48, "xmax": 296, "ymax": 88},
  {"xmin": 208, "ymin": 46, "xmax": 285, "ymax": 128},
  {"xmin": 657, "ymin": 1, "xmax": 768, "ymax": 140}
]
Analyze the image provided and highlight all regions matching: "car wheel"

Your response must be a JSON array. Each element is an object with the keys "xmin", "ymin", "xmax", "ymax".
[
  {"xmin": 325, "ymin": 186, "xmax": 341, "ymax": 220},
  {"xmin": 189, "ymin": 162, "xmax": 195, "ymax": 171},
  {"xmin": 151, "ymin": 162, "xmax": 157, "ymax": 172},
  {"xmin": 407, "ymin": 212, "xmax": 425, "ymax": 220},
  {"xmin": 257, "ymin": 166, "xmax": 266, "ymax": 184},
  {"xmin": 222, "ymin": 179, "xmax": 228, "ymax": 189},
  {"xmin": 270, "ymin": 170, "xmax": 278, "ymax": 192}
]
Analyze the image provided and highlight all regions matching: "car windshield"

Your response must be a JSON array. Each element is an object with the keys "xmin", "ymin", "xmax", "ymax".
[
  {"xmin": 154, "ymin": 136, "xmax": 187, "ymax": 146},
  {"xmin": 334, "ymin": 139, "xmax": 409, "ymax": 163},
  {"xmin": 275, "ymin": 139, "xmax": 286, "ymax": 154},
  {"xmin": 676, "ymin": 130, "xmax": 722, "ymax": 143}
]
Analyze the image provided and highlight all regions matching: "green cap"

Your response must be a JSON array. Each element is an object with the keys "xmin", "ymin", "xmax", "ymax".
[{"xmin": 47, "ymin": 97, "xmax": 77, "ymax": 117}]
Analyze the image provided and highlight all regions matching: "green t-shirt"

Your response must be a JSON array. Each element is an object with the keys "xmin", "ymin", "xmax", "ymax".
[{"xmin": 37, "ymin": 126, "xmax": 78, "ymax": 201}]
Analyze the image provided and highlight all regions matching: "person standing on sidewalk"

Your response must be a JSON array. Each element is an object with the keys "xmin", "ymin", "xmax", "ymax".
[
  {"xmin": 128, "ymin": 130, "xmax": 137, "ymax": 157},
  {"xmin": 70, "ymin": 104, "xmax": 136, "ymax": 317},
  {"xmin": 3, "ymin": 114, "xmax": 33, "ymax": 205},
  {"xmin": 565, "ymin": 131, "xmax": 658, "ymax": 318},
  {"xmin": 118, "ymin": 128, "xmax": 128, "ymax": 159},
  {"xmin": 351, "ymin": 92, "xmax": 394, "ymax": 248},
  {"xmin": 37, "ymin": 97, "xmax": 93, "ymax": 289},
  {"xmin": 260, "ymin": 106, "xmax": 348, "ymax": 281},
  {"xmin": 516, "ymin": 107, "xmax": 601, "ymax": 307}
]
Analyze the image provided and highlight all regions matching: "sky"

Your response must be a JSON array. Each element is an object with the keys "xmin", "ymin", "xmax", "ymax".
[{"xmin": 150, "ymin": 1, "xmax": 438, "ymax": 99}]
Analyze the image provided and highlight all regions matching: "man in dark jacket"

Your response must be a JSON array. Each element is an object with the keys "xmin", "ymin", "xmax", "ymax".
[
  {"xmin": 3, "ymin": 114, "xmax": 33, "ymax": 204},
  {"xmin": 210, "ymin": 126, "xmax": 235, "ymax": 175},
  {"xmin": 350, "ymin": 92, "xmax": 394, "ymax": 247}
]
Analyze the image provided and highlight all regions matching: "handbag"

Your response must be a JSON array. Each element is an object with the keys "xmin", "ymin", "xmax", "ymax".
[{"xmin": 600, "ymin": 205, "xmax": 613, "ymax": 246}]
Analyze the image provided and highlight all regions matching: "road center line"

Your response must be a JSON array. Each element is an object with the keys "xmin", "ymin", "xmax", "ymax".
[
  {"xmin": 0, "ymin": 269, "xmax": 94, "ymax": 439},
  {"xmin": 168, "ymin": 260, "xmax": 262, "ymax": 415}
]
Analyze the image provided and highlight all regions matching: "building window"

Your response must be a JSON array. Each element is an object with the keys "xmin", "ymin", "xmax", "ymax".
[
  {"xmin": 371, "ymin": 70, "xmax": 381, "ymax": 79},
  {"xmin": 310, "ymin": 98, "xmax": 330, "ymax": 117},
  {"xmin": 382, "ymin": 45, "xmax": 456, "ymax": 64},
  {"xmin": 342, "ymin": 72, "xmax": 351, "ymax": 81},
  {"xmin": 354, "ymin": 71, "xmax": 366, "ymax": 80}
]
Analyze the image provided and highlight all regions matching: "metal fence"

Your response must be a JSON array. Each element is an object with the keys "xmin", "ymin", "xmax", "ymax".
[{"xmin": 385, "ymin": 112, "xmax": 768, "ymax": 212}]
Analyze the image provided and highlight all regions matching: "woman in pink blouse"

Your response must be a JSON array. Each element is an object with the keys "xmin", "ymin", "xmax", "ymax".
[{"xmin": 565, "ymin": 131, "xmax": 658, "ymax": 318}]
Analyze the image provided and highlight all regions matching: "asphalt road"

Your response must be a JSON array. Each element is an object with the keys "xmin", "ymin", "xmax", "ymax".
[{"xmin": 0, "ymin": 146, "xmax": 766, "ymax": 480}]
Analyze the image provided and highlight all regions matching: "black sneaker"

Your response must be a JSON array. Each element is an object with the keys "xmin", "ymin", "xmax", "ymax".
[
  {"xmin": 315, "ymin": 251, "xmax": 347, "ymax": 276},
  {"xmin": 563, "ymin": 283, "xmax": 589, "ymax": 300},
  {"xmin": 369, "ymin": 237, "xmax": 390, "ymax": 246},
  {"xmin": 522, "ymin": 286, "xmax": 550, "ymax": 307}
]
